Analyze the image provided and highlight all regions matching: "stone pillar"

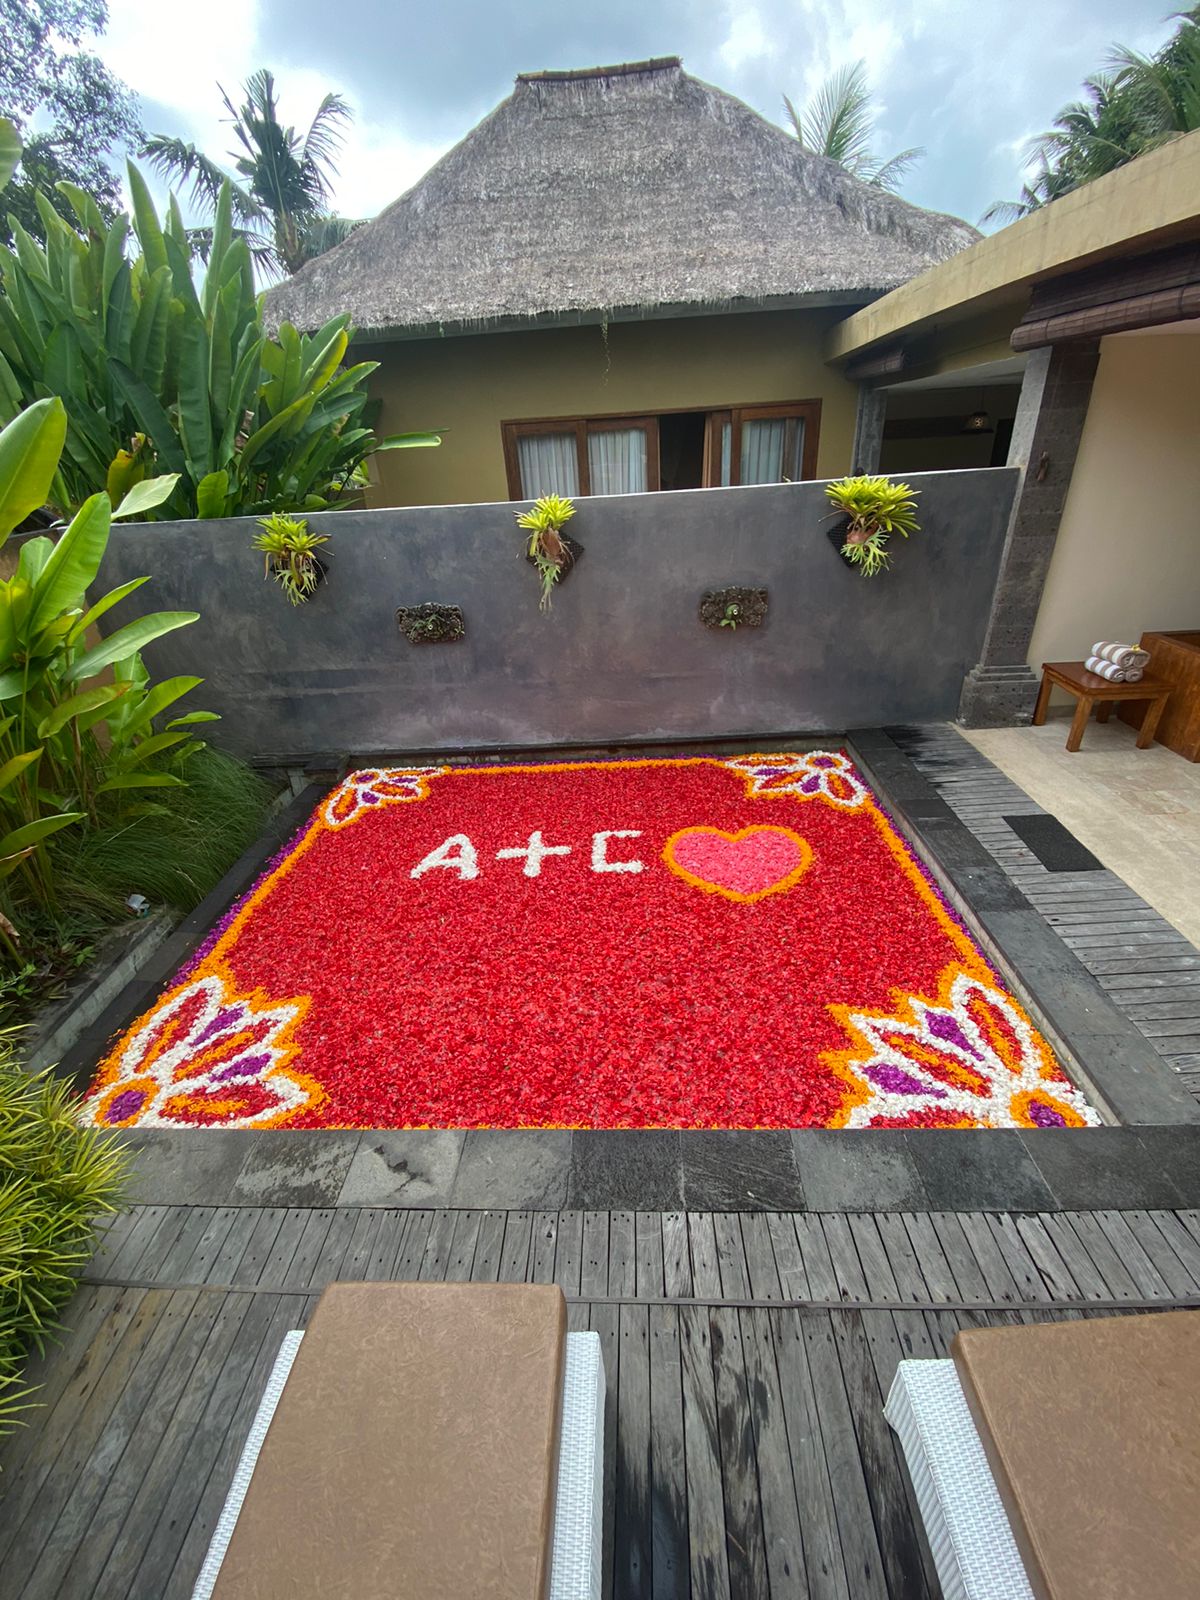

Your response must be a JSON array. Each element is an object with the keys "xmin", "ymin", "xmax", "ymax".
[
  {"xmin": 850, "ymin": 386, "xmax": 887, "ymax": 474},
  {"xmin": 958, "ymin": 339, "xmax": 1100, "ymax": 726}
]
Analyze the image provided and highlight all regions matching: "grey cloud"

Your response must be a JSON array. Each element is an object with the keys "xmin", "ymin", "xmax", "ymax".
[{"xmin": 248, "ymin": 0, "xmax": 1177, "ymax": 223}]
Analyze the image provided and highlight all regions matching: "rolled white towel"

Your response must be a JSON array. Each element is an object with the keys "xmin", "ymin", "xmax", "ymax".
[
  {"xmin": 1086, "ymin": 655, "xmax": 1127, "ymax": 682},
  {"xmin": 1091, "ymin": 641, "xmax": 1149, "ymax": 672}
]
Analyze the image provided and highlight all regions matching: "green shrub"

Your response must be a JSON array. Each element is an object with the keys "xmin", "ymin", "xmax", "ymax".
[
  {"xmin": 0, "ymin": 398, "xmax": 209, "ymax": 945},
  {"xmin": 0, "ymin": 1040, "xmax": 127, "ymax": 1435},
  {"xmin": 0, "ymin": 163, "xmax": 439, "ymax": 521}
]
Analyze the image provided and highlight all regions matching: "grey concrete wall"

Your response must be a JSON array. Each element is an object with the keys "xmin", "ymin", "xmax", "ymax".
[{"xmin": 99, "ymin": 471, "xmax": 1018, "ymax": 760}]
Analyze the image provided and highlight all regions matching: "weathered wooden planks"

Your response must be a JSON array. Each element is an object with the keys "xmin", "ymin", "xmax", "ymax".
[{"xmin": 5, "ymin": 1201, "xmax": 1199, "ymax": 1600}]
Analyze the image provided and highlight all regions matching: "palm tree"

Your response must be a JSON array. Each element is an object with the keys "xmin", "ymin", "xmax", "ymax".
[
  {"xmin": 142, "ymin": 70, "xmax": 363, "ymax": 277},
  {"xmin": 983, "ymin": 73, "xmax": 1149, "ymax": 224},
  {"xmin": 1111, "ymin": 6, "xmax": 1200, "ymax": 142},
  {"xmin": 783, "ymin": 62, "xmax": 923, "ymax": 193},
  {"xmin": 984, "ymin": 8, "xmax": 1200, "ymax": 223}
]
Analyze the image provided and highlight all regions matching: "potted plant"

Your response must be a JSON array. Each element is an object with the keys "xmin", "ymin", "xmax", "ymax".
[
  {"xmin": 824, "ymin": 475, "xmax": 920, "ymax": 577},
  {"xmin": 514, "ymin": 494, "xmax": 581, "ymax": 610},
  {"xmin": 254, "ymin": 514, "xmax": 330, "ymax": 605}
]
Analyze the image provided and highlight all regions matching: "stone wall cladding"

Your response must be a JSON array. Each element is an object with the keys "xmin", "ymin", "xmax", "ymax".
[{"xmin": 100, "ymin": 471, "xmax": 1018, "ymax": 759}]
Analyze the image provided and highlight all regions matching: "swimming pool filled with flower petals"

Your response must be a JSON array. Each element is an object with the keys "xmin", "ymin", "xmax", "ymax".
[{"xmin": 82, "ymin": 753, "xmax": 1099, "ymax": 1130}]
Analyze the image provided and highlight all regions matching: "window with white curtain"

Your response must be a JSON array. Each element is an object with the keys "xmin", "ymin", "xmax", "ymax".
[
  {"xmin": 587, "ymin": 428, "xmax": 648, "ymax": 495},
  {"xmin": 516, "ymin": 432, "xmax": 580, "ymax": 498},
  {"xmin": 503, "ymin": 404, "xmax": 817, "ymax": 498},
  {"xmin": 740, "ymin": 417, "xmax": 806, "ymax": 484}
]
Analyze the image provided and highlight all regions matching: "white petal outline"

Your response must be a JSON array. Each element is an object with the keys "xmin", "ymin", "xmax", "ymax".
[
  {"xmin": 724, "ymin": 750, "xmax": 869, "ymax": 810},
  {"xmin": 838, "ymin": 971, "xmax": 1099, "ymax": 1129},
  {"xmin": 323, "ymin": 765, "xmax": 449, "ymax": 828},
  {"xmin": 88, "ymin": 974, "xmax": 310, "ymax": 1130}
]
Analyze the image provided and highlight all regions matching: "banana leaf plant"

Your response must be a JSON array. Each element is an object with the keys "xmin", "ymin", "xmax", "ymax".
[
  {"xmin": 0, "ymin": 397, "xmax": 211, "ymax": 939},
  {"xmin": 0, "ymin": 162, "xmax": 439, "ymax": 522}
]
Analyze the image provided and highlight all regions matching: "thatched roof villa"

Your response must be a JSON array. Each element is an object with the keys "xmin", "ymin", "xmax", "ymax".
[{"xmin": 267, "ymin": 57, "xmax": 981, "ymax": 507}]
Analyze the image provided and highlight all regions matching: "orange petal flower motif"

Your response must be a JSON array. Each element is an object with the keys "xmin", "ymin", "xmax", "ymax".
[
  {"xmin": 827, "ymin": 963, "xmax": 1100, "ymax": 1128},
  {"xmin": 725, "ymin": 750, "xmax": 869, "ymax": 809},
  {"xmin": 323, "ymin": 766, "xmax": 449, "ymax": 829},
  {"xmin": 84, "ymin": 974, "xmax": 317, "ymax": 1129}
]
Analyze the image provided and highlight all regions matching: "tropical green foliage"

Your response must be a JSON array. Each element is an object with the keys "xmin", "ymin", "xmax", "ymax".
[
  {"xmin": 515, "ymin": 494, "xmax": 577, "ymax": 610},
  {"xmin": 0, "ymin": 121, "xmax": 20, "ymax": 193},
  {"xmin": 825, "ymin": 474, "xmax": 920, "ymax": 578},
  {"xmin": 2, "ymin": 748, "xmax": 273, "ymax": 1032},
  {"xmin": 784, "ymin": 62, "xmax": 923, "ymax": 193},
  {"xmin": 0, "ymin": 0, "xmax": 141, "ymax": 247},
  {"xmin": 254, "ymin": 513, "xmax": 329, "ymax": 606},
  {"xmin": 0, "ymin": 1036, "xmax": 127, "ymax": 1434},
  {"xmin": 0, "ymin": 398, "xmax": 209, "ymax": 945},
  {"xmin": 143, "ymin": 69, "xmax": 363, "ymax": 278},
  {"xmin": 0, "ymin": 162, "xmax": 440, "ymax": 520},
  {"xmin": 985, "ymin": 6, "xmax": 1200, "ymax": 222}
]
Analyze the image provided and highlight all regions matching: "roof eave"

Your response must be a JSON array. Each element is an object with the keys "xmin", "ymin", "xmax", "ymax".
[
  {"xmin": 343, "ymin": 289, "xmax": 892, "ymax": 344},
  {"xmin": 826, "ymin": 129, "xmax": 1200, "ymax": 363}
]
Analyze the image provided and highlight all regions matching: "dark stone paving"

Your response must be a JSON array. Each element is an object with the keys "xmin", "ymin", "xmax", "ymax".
[
  {"xmin": 569, "ymin": 1130, "xmax": 682, "ymax": 1209},
  {"xmin": 110, "ymin": 1125, "xmax": 1200, "ymax": 1214},
  {"xmin": 338, "ymin": 1131, "xmax": 465, "ymax": 1206},
  {"xmin": 450, "ymin": 1129, "xmax": 572, "ymax": 1209}
]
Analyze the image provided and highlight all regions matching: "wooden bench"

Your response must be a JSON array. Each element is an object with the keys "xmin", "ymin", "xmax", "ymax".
[{"xmin": 1033, "ymin": 659, "xmax": 1170, "ymax": 752}]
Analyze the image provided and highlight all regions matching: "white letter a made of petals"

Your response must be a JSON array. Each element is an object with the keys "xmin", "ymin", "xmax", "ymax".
[{"xmin": 411, "ymin": 834, "xmax": 479, "ymax": 880}]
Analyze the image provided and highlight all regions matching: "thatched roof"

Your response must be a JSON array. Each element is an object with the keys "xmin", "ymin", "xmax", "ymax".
[{"xmin": 267, "ymin": 58, "xmax": 978, "ymax": 338}]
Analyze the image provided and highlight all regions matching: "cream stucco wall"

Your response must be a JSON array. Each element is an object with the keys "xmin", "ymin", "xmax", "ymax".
[
  {"xmin": 1028, "ymin": 328, "xmax": 1200, "ymax": 672},
  {"xmin": 828, "ymin": 129, "xmax": 1200, "ymax": 362},
  {"xmin": 357, "ymin": 308, "xmax": 860, "ymax": 507}
]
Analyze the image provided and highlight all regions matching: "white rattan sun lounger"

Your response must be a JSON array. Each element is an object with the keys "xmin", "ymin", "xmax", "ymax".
[
  {"xmin": 885, "ymin": 1358, "xmax": 1035, "ymax": 1600},
  {"xmin": 192, "ymin": 1327, "xmax": 605, "ymax": 1600}
]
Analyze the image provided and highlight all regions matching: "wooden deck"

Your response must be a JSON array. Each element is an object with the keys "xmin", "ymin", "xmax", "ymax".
[{"xmin": 4, "ymin": 1203, "xmax": 1200, "ymax": 1599}]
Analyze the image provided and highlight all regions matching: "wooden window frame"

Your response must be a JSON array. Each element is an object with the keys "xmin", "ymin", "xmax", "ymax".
[
  {"xmin": 502, "ymin": 414, "xmax": 661, "ymax": 499},
  {"xmin": 501, "ymin": 400, "xmax": 821, "ymax": 498},
  {"xmin": 727, "ymin": 401, "xmax": 821, "ymax": 487},
  {"xmin": 584, "ymin": 415, "xmax": 661, "ymax": 496}
]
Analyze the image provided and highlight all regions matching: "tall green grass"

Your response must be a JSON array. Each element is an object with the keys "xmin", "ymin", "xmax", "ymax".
[
  {"xmin": 0, "ymin": 748, "xmax": 274, "ymax": 1031},
  {"xmin": 61, "ymin": 748, "xmax": 274, "ymax": 915},
  {"xmin": 0, "ymin": 1041, "xmax": 128, "ymax": 1436}
]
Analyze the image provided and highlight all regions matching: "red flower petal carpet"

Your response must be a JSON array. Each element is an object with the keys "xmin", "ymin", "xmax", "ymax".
[{"xmin": 82, "ymin": 753, "xmax": 1099, "ymax": 1130}]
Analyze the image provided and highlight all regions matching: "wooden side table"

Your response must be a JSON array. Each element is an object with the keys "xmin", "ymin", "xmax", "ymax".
[{"xmin": 1033, "ymin": 660, "xmax": 1170, "ymax": 752}]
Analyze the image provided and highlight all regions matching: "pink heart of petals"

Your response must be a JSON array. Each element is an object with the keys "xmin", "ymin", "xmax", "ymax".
[{"xmin": 663, "ymin": 825, "xmax": 813, "ymax": 903}]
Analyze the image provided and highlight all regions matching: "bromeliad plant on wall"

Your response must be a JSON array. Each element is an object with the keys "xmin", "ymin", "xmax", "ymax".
[
  {"xmin": 514, "ymin": 495, "xmax": 581, "ymax": 611},
  {"xmin": 825, "ymin": 475, "xmax": 921, "ymax": 577},
  {"xmin": 254, "ymin": 515, "xmax": 329, "ymax": 605}
]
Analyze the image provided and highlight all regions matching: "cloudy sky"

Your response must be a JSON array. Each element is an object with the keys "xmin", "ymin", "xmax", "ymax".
[{"xmin": 100, "ymin": 0, "xmax": 1177, "ymax": 228}]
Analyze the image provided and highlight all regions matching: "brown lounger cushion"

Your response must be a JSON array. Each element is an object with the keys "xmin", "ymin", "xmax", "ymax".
[
  {"xmin": 212, "ymin": 1282, "xmax": 567, "ymax": 1600},
  {"xmin": 952, "ymin": 1311, "xmax": 1200, "ymax": 1600}
]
